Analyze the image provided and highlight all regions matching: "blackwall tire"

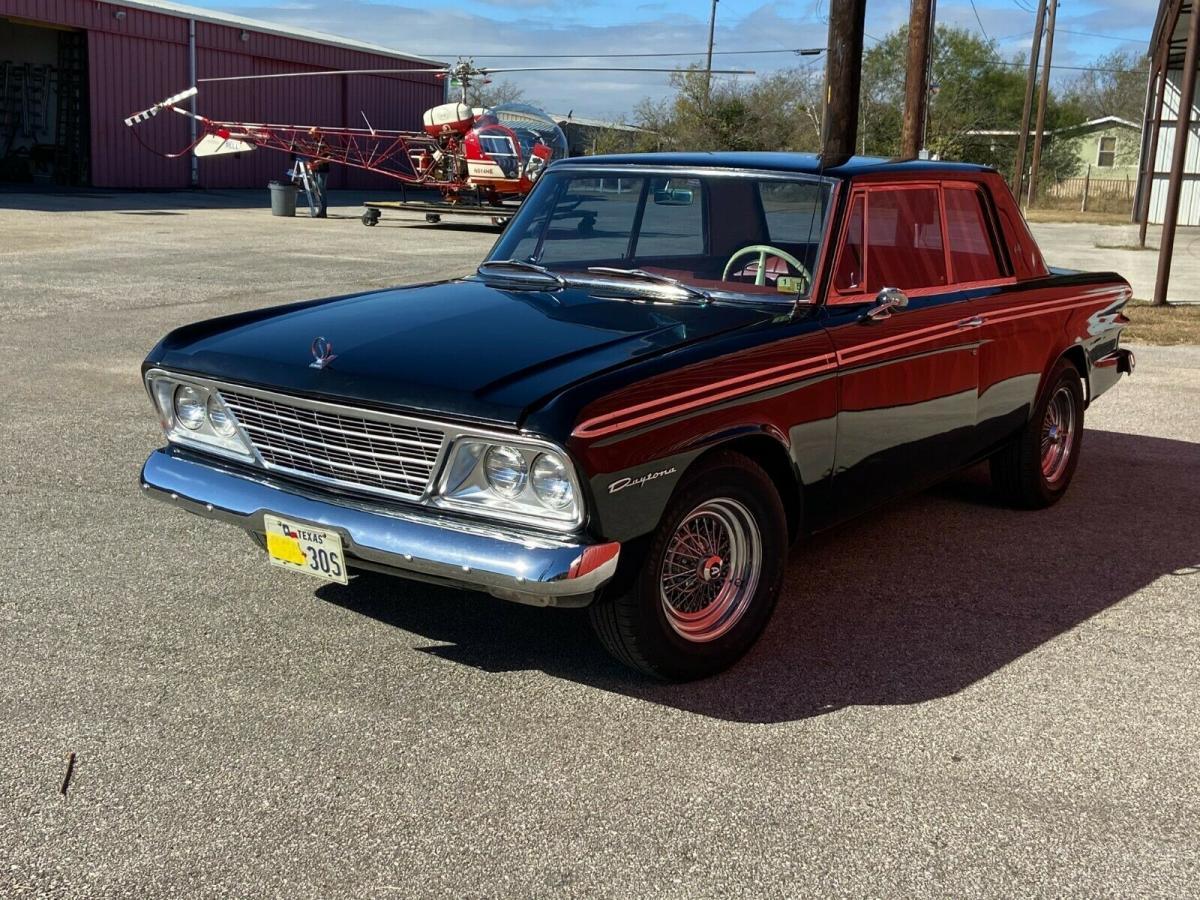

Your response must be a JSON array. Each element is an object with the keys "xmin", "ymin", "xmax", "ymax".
[
  {"xmin": 990, "ymin": 358, "xmax": 1085, "ymax": 509},
  {"xmin": 588, "ymin": 451, "xmax": 788, "ymax": 681}
]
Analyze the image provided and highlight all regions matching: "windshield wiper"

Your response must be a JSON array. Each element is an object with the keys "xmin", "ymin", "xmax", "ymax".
[
  {"xmin": 477, "ymin": 258, "xmax": 566, "ymax": 289},
  {"xmin": 585, "ymin": 267, "xmax": 712, "ymax": 305}
]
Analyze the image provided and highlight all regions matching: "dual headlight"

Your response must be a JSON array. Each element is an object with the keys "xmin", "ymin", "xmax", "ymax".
[
  {"xmin": 146, "ymin": 373, "xmax": 254, "ymax": 461},
  {"xmin": 436, "ymin": 440, "xmax": 581, "ymax": 527}
]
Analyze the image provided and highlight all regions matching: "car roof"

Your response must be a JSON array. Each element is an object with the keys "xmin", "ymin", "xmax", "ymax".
[{"xmin": 552, "ymin": 151, "xmax": 995, "ymax": 178}]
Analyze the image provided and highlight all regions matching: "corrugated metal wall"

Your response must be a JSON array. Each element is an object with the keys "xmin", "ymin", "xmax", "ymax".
[
  {"xmin": 1147, "ymin": 70, "xmax": 1200, "ymax": 226},
  {"xmin": 0, "ymin": 0, "xmax": 442, "ymax": 188}
]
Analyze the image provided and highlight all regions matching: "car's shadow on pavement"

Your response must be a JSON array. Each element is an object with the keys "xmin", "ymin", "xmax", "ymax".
[{"xmin": 315, "ymin": 429, "xmax": 1199, "ymax": 723}]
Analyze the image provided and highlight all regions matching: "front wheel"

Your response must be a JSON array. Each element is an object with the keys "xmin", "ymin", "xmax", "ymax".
[
  {"xmin": 990, "ymin": 358, "xmax": 1085, "ymax": 508},
  {"xmin": 588, "ymin": 452, "xmax": 788, "ymax": 681}
]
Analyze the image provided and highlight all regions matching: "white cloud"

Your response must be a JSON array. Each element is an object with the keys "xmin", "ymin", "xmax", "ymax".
[
  {"xmin": 218, "ymin": 0, "xmax": 832, "ymax": 118},
  {"xmin": 200, "ymin": 0, "xmax": 1151, "ymax": 120}
]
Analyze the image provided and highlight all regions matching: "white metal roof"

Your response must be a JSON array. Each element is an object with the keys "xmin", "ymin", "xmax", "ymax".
[
  {"xmin": 116, "ymin": 0, "xmax": 447, "ymax": 67},
  {"xmin": 550, "ymin": 114, "xmax": 650, "ymax": 132},
  {"xmin": 966, "ymin": 116, "xmax": 1141, "ymax": 138}
]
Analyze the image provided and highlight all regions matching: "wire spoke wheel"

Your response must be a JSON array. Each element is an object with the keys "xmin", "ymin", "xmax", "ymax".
[
  {"xmin": 658, "ymin": 498, "xmax": 762, "ymax": 643},
  {"xmin": 1040, "ymin": 385, "xmax": 1076, "ymax": 485}
]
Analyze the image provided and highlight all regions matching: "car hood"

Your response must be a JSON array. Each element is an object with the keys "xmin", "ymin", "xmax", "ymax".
[{"xmin": 147, "ymin": 278, "xmax": 776, "ymax": 426}]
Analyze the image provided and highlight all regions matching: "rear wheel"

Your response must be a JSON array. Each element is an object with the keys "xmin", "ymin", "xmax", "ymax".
[
  {"xmin": 588, "ymin": 452, "xmax": 788, "ymax": 680},
  {"xmin": 990, "ymin": 358, "xmax": 1085, "ymax": 508}
]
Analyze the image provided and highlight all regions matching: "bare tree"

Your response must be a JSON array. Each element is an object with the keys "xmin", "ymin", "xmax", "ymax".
[
  {"xmin": 466, "ymin": 79, "xmax": 527, "ymax": 109},
  {"xmin": 1063, "ymin": 49, "xmax": 1150, "ymax": 122}
]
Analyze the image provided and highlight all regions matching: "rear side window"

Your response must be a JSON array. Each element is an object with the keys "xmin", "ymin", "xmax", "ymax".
[
  {"xmin": 945, "ymin": 187, "xmax": 1003, "ymax": 282},
  {"xmin": 866, "ymin": 188, "xmax": 946, "ymax": 292}
]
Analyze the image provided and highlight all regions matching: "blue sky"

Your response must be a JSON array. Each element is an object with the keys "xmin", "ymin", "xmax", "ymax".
[{"xmin": 190, "ymin": 0, "xmax": 1153, "ymax": 119}]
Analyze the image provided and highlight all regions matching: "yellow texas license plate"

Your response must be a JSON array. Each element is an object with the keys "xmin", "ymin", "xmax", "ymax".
[{"xmin": 263, "ymin": 514, "xmax": 348, "ymax": 585}]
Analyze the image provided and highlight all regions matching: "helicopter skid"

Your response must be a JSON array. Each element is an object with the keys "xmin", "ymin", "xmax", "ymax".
[{"xmin": 361, "ymin": 199, "xmax": 521, "ymax": 228}]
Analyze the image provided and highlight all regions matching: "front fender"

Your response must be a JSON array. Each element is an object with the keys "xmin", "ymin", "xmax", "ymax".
[{"xmin": 580, "ymin": 423, "xmax": 808, "ymax": 544}]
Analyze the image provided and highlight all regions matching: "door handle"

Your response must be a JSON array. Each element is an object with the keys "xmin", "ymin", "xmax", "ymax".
[{"xmin": 957, "ymin": 316, "xmax": 986, "ymax": 328}]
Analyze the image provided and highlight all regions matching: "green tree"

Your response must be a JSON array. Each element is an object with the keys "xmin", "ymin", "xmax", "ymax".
[
  {"xmin": 633, "ymin": 65, "xmax": 825, "ymax": 153},
  {"xmin": 861, "ymin": 25, "xmax": 1083, "ymax": 182},
  {"xmin": 631, "ymin": 25, "xmax": 1091, "ymax": 187}
]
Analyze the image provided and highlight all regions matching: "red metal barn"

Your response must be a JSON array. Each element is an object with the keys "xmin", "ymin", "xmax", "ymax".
[{"xmin": 0, "ymin": 0, "xmax": 444, "ymax": 188}]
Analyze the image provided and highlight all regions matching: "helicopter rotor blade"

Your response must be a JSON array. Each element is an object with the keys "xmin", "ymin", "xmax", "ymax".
[
  {"xmin": 477, "ymin": 66, "xmax": 755, "ymax": 75},
  {"xmin": 197, "ymin": 65, "xmax": 754, "ymax": 84},
  {"xmin": 198, "ymin": 68, "xmax": 450, "ymax": 83}
]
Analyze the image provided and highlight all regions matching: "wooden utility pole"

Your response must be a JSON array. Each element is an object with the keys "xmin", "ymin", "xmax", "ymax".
[
  {"xmin": 1026, "ymin": 0, "xmax": 1058, "ymax": 206},
  {"xmin": 823, "ymin": 0, "xmax": 869, "ymax": 162},
  {"xmin": 1153, "ymin": 1, "xmax": 1200, "ymax": 307},
  {"xmin": 705, "ymin": 0, "xmax": 719, "ymax": 101},
  {"xmin": 901, "ymin": 0, "xmax": 936, "ymax": 158},
  {"xmin": 1137, "ymin": 0, "xmax": 1183, "ymax": 248},
  {"xmin": 1012, "ymin": 0, "xmax": 1048, "ymax": 198}
]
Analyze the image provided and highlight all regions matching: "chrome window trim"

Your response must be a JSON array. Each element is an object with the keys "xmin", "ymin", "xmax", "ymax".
[
  {"xmin": 546, "ymin": 164, "xmax": 842, "ymax": 186},
  {"xmin": 144, "ymin": 368, "xmax": 586, "ymax": 533}
]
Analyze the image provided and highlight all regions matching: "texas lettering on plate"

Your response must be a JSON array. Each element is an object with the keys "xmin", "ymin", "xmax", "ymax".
[{"xmin": 263, "ymin": 514, "xmax": 348, "ymax": 585}]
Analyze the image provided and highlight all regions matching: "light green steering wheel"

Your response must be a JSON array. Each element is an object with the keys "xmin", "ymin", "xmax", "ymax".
[{"xmin": 721, "ymin": 244, "xmax": 811, "ymax": 290}]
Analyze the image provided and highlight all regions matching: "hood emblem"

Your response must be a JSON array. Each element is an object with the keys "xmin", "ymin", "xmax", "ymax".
[{"xmin": 309, "ymin": 336, "xmax": 337, "ymax": 369}]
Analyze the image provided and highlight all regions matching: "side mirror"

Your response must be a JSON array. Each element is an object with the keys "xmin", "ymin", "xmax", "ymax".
[
  {"xmin": 863, "ymin": 286, "xmax": 909, "ymax": 322},
  {"xmin": 653, "ymin": 188, "xmax": 694, "ymax": 206}
]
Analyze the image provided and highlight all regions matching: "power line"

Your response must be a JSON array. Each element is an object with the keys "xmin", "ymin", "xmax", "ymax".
[
  {"xmin": 838, "ymin": 26, "xmax": 1136, "ymax": 75},
  {"xmin": 1056, "ymin": 28, "xmax": 1146, "ymax": 43},
  {"xmin": 994, "ymin": 59, "xmax": 1142, "ymax": 73},
  {"xmin": 419, "ymin": 48, "xmax": 826, "ymax": 60},
  {"xmin": 968, "ymin": 0, "xmax": 995, "ymax": 46},
  {"xmin": 995, "ymin": 27, "xmax": 1143, "ymax": 44}
]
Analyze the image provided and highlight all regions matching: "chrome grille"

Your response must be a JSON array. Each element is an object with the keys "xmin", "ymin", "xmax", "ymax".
[{"xmin": 219, "ymin": 390, "xmax": 445, "ymax": 499}]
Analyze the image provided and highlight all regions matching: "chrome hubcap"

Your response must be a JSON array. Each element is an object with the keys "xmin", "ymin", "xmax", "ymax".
[
  {"xmin": 1041, "ymin": 385, "xmax": 1076, "ymax": 484},
  {"xmin": 659, "ymin": 498, "xmax": 762, "ymax": 643}
]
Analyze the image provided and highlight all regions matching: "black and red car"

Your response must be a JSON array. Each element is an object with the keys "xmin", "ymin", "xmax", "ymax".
[{"xmin": 141, "ymin": 153, "xmax": 1135, "ymax": 680}]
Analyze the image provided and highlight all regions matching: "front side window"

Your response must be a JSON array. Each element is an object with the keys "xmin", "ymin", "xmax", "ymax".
[
  {"xmin": 866, "ymin": 187, "xmax": 946, "ymax": 292},
  {"xmin": 833, "ymin": 194, "xmax": 865, "ymax": 293},
  {"xmin": 832, "ymin": 182, "xmax": 1010, "ymax": 300},
  {"xmin": 488, "ymin": 170, "xmax": 834, "ymax": 301}
]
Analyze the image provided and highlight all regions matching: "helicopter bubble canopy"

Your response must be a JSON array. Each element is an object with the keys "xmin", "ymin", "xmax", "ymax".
[{"xmin": 488, "ymin": 104, "xmax": 568, "ymax": 162}]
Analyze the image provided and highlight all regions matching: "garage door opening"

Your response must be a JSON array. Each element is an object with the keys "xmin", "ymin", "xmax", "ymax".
[{"xmin": 1, "ymin": 18, "xmax": 89, "ymax": 186}]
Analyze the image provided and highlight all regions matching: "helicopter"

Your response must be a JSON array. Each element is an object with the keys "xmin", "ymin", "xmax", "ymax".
[{"xmin": 123, "ymin": 58, "xmax": 754, "ymax": 211}]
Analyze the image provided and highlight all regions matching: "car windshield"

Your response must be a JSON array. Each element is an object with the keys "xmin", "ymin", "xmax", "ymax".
[{"xmin": 484, "ymin": 169, "xmax": 835, "ymax": 302}]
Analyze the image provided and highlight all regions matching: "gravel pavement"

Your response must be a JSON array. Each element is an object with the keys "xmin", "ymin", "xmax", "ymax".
[{"xmin": 2, "ymin": 191, "xmax": 1197, "ymax": 898}]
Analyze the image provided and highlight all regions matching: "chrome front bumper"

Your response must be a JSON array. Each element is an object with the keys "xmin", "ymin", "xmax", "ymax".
[{"xmin": 140, "ymin": 448, "xmax": 619, "ymax": 607}]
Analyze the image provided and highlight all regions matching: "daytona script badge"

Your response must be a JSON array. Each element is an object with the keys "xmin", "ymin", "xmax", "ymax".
[{"xmin": 608, "ymin": 467, "xmax": 677, "ymax": 494}]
